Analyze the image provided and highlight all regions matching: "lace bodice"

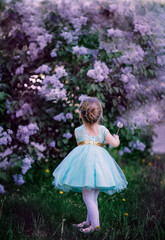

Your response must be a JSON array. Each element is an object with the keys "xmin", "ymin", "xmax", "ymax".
[{"xmin": 74, "ymin": 124, "xmax": 109, "ymax": 144}]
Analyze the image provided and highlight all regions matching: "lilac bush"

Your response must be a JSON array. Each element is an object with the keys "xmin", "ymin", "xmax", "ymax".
[{"xmin": 0, "ymin": 0, "xmax": 165, "ymax": 193}]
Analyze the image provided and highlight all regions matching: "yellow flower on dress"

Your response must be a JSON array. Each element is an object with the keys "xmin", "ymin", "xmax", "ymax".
[
  {"xmin": 122, "ymin": 198, "xmax": 126, "ymax": 201},
  {"xmin": 142, "ymin": 159, "xmax": 145, "ymax": 163},
  {"xmin": 59, "ymin": 191, "xmax": 63, "ymax": 194},
  {"xmin": 45, "ymin": 169, "xmax": 50, "ymax": 173},
  {"xmin": 124, "ymin": 213, "xmax": 128, "ymax": 216}
]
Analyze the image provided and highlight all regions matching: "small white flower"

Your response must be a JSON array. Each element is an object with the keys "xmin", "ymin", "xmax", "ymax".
[{"xmin": 117, "ymin": 122, "xmax": 123, "ymax": 128}]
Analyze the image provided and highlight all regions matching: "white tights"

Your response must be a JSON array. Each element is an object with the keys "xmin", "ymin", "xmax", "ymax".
[{"xmin": 82, "ymin": 188, "xmax": 100, "ymax": 227}]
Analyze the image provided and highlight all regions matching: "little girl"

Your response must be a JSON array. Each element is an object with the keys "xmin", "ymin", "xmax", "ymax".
[{"xmin": 52, "ymin": 96, "xmax": 128, "ymax": 234}]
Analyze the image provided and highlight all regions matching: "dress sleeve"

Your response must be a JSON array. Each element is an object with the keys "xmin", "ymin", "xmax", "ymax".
[
  {"xmin": 74, "ymin": 128, "xmax": 79, "ymax": 141},
  {"xmin": 103, "ymin": 126, "xmax": 109, "ymax": 136}
]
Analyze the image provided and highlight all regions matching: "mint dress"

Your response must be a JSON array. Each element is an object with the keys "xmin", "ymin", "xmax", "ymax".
[{"xmin": 52, "ymin": 124, "xmax": 128, "ymax": 195}]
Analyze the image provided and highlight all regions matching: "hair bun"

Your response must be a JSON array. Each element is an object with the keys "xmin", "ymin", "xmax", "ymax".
[
  {"xmin": 86, "ymin": 107, "xmax": 96, "ymax": 124},
  {"xmin": 79, "ymin": 96, "xmax": 103, "ymax": 124}
]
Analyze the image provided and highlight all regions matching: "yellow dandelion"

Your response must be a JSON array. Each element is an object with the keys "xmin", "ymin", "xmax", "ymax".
[
  {"xmin": 124, "ymin": 213, "xmax": 128, "ymax": 216},
  {"xmin": 45, "ymin": 169, "xmax": 50, "ymax": 173},
  {"xmin": 59, "ymin": 191, "xmax": 63, "ymax": 194},
  {"xmin": 65, "ymin": 80, "xmax": 69, "ymax": 84},
  {"xmin": 69, "ymin": 200, "xmax": 71, "ymax": 202},
  {"xmin": 148, "ymin": 162, "xmax": 152, "ymax": 166},
  {"xmin": 122, "ymin": 198, "xmax": 126, "ymax": 201},
  {"xmin": 96, "ymin": 226, "xmax": 100, "ymax": 229},
  {"xmin": 142, "ymin": 159, "xmax": 145, "ymax": 163},
  {"xmin": 157, "ymin": 156, "xmax": 160, "ymax": 159},
  {"xmin": 122, "ymin": 169, "xmax": 124, "ymax": 172}
]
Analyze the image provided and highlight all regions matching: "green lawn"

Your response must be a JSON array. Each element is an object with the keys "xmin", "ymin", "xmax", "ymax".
[{"xmin": 0, "ymin": 154, "xmax": 165, "ymax": 240}]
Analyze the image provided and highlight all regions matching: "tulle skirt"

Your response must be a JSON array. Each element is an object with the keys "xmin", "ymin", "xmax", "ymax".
[{"xmin": 52, "ymin": 145, "xmax": 128, "ymax": 195}]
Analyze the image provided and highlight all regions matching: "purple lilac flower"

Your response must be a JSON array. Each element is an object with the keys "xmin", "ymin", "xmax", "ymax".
[
  {"xmin": 37, "ymin": 152, "xmax": 45, "ymax": 161},
  {"xmin": 0, "ymin": 184, "xmax": 5, "ymax": 194},
  {"xmin": 107, "ymin": 28, "xmax": 124, "ymax": 38},
  {"xmin": 50, "ymin": 49, "xmax": 57, "ymax": 58},
  {"xmin": 123, "ymin": 147, "xmax": 132, "ymax": 153},
  {"xmin": 60, "ymin": 31, "xmax": 78, "ymax": 44},
  {"xmin": 16, "ymin": 122, "xmax": 39, "ymax": 144},
  {"xmin": 0, "ymin": 147, "xmax": 13, "ymax": 161},
  {"xmin": 35, "ymin": 64, "xmax": 51, "ymax": 74},
  {"xmin": 117, "ymin": 43, "xmax": 145, "ymax": 65},
  {"xmin": 54, "ymin": 66, "xmax": 68, "ymax": 79},
  {"xmin": 15, "ymin": 65, "xmax": 24, "ymax": 75},
  {"xmin": 72, "ymin": 46, "xmax": 88, "ymax": 55},
  {"xmin": 16, "ymin": 103, "xmax": 33, "ymax": 118},
  {"xmin": 38, "ymin": 74, "xmax": 66, "ymax": 101},
  {"xmin": 27, "ymin": 42, "xmax": 40, "ymax": 61},
  {"xmin": 87, "ymin": 61, "xmax": 110, "ymax": 82},
  {"xmin": 53, "ymin": 113, "xmax": 66, "ymax": 122},
  {"xmin": 78, "ymin": 95, "xmax": 88, "ymax": 102},
  {"xmin": 70, "ymin": 16, "xmax": 87, "ymax": 32},
  {"xmin": 118, "ymin": 147, "xmax": 131, "ymax": 156},
  {"xmin": 66, "ymin": 113, "xmax": 73, "ymax": 119},
  {"xmin": 15, "ymin": 2, "xmax": 52, "ymax": 60},
  {"xmin": 48, "ymin": 141, "xmax": 56, "ymax": 148},
  {"xmin": 36, "ymin": 34, "xmax": 52, "ymax": 50},
  {"xmin": 31, "ymin": 141, "xmax": 46, "ymax": 152},
  {"xmin": 129, "ymin": 140, "xmax": 146, "ymax": 151},
  {"xmin": 22, "ymin": 156, "xmax": 34, "ymax": 175},
  {"xmin": 0, "ymin": 127, "xmax": 13, "ymax": 145},
  {"xmin": 133, "ymin": 16, "xmax": 152, "ymax": 36},
  {"xmin": 5, "ymin": 100, "xmax": 12, "ymax": 114},
  {"xmin": 13, "ymin": 174, "xmax": 25, "ymax": 185},
  {"xmin": 0, "ymin": 157, "xmax": 9, "ymax": 169},
  {"xmin": 157, "ymin": 55, "xmax": 165, "ymax": 67},
  {"xmin": 63, "ymin": 132, "xmax": 72, "ymax": 139},
  {"xmin": 118, "ymin": 150, "xmax": 124, "ymax": 156}
]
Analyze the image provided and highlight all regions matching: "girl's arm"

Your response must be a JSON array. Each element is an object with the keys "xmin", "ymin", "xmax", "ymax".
[{"xmin": 105, "ymin": 131, "xmax": 120, "ymax": 147}]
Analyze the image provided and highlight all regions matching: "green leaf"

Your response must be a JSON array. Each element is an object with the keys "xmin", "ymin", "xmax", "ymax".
[
  {"xmin": 87, "ymin": 84, "xmax": 91, "ymax": 94},
  {"xmin": 0, "ymin": 107, "xmax": 4, "ymax": 115},
  {"xmin": 113, "ymin": 87, "xmax": 119, "ymax": 93},
  {"xmin": 0, "ymin": 91, "xmax": 5, "ymax": 101},
  {"xmin": 112, "ymin": 99, "xmax": 117, "ymax": 106},
  {"xmin": 0, "ymin": 171, "xmax": 8, "ymax": 181},
  {"xmin": 148, "ymin": 69, "xmax": 154, "ymax": 76},
  {"xmin": 62, "ymin": 139, "xmax": 68, "ymax": 144}
]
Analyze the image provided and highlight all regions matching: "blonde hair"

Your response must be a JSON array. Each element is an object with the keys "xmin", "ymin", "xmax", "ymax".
[{"xmin": 79, "ymin": 96, "xmax": 104, "ymax": 124}]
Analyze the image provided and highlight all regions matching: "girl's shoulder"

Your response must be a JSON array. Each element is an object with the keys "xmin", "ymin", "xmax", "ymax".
[
  {"xmin": 99, "ymin": 125, "xmax": 109, "ymax": 134},
  {"xmin": 74, "ymin": 124, "xmax": 84, "ymax": 134},
  {"xmin": 75, "ymin": 124, "xmax": 83, "ymax": 131}
]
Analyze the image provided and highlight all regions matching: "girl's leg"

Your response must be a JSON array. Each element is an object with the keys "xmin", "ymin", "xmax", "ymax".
[
  {"xmin": 86, "ymin": 189, "xmax": 100, "ymax": 225},
  {"xmin": 82, "ymin": 188, "xmax": 100, "ymax": 227},
  {"xmin": 94, "ymin": 189, "xmax": 100, "ymax": 226}
]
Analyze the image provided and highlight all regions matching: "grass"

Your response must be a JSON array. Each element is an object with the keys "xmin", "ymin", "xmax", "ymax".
[{"xmin": 0, "ymin": 153, "xmax": 165, "ymax": 240}]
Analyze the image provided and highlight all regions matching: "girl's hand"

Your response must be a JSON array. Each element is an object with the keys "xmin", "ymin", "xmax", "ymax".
[{"xmin": 113, "ymin": 134, "xmax": 119, "ymax": 139}]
